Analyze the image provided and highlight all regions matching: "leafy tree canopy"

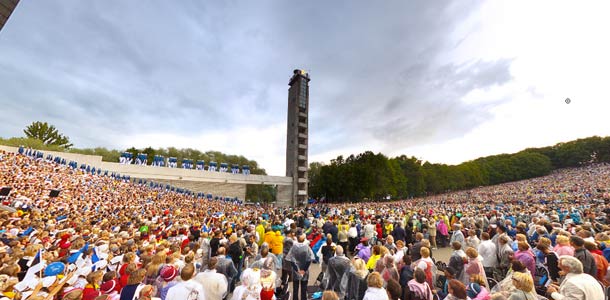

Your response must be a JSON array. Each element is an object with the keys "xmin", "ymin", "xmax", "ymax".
[
  {"xmin": 23, "ymin": 121, "xmax": 73, "ymax": 148},
  {"xmin": 309, "ymin": 136, "xmax": 610, "ymax": 202}
]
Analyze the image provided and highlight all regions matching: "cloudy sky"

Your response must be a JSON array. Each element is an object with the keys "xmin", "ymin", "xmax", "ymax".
[{"xmin": 1, "ymin": 1, "xmax": 609, "ymax": 176}]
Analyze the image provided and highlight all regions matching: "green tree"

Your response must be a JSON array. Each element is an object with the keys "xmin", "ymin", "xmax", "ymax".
[
  {"xmin": 23, "ymin": 121, "xmax": 73, "ymax": 148},
  {"xmin": 307, "ymin": 162, "xmax": 325, "ymax": 199}
]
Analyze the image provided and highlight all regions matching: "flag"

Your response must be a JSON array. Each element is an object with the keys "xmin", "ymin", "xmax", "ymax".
[
  {"xmin": 26, "ymin": 249, "xmax": 41, "ymax": 267},
  {"xmin": 67, "ymin": 242, "xmax": 89, "ymax": 264},
  {"xmin": 24, "ymin": 249, "xmax": 45, "ymax": 279},
  {"xmin": 91, "ymin": 247, "xmax": 101, "ymax": 271},
  {"xmin": 91, "ymin": 247, "xmax": 100, "ymax": 264}
]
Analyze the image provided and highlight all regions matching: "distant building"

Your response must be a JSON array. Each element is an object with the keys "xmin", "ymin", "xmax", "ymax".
[
  {"xmin": 0, "ymin": 0, "xmax": 19, "ymax": 32},
  {"xmin": 286, "ymin": 69, "xmax": 310, "ymax": 206}
]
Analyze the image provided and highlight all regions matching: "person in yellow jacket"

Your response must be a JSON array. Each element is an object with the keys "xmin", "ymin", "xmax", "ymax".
[
  {"xmin": 271, "ymin": 231, "xmax": 284, "ymax": 255},
  {"xmin": 271, "ymin": 230, "xmax": 284, "ymax": 267},
  {"xmin": 256, "ymin": 222, "xmax": 266, "ymax": 246},
  {"xmin": 384, "ymin": 222, "xmax": 394, "ymax": 237},
  {"xmin": 264, "ymin": 229, "xmax": 275, "ymax": 247},
  {"xmin": 366, "ymin": 245, "xmax": 382, "ymax": 271}
]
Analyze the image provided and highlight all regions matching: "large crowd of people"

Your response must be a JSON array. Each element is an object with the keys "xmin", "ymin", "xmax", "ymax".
[{"xmin": 1, "ymin": 149, "xmax": 610, "ymax": 300}]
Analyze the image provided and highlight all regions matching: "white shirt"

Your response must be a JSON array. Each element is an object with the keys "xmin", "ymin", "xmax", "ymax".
[
  {"xmin": 394, "ymin": 247, "xmax": 405, "ymax": 264},
  {"xmin": 478, "ymin": 240, "xmax": 498, "ymax": 268},
  {"xmin": 348, "ymin": 227, "xmax": 358, "ymax": 238},
  {"xmin": 166, "ymin": 279, "xmax": 207, "ymax": 300},
  {"xmin": 363, "ymin": 287, "xmax": 389, "ymax": 300},
  {"xmin": 364, "ymin": 224, "xmax": 375, "ymax": 238},
  {"xmin": 551, "ymin": 272, "xmax": 604, "ymax": 300},
  {"xmin": 195, "ymin": 270, "xmax": 228, "ymax": 300}
]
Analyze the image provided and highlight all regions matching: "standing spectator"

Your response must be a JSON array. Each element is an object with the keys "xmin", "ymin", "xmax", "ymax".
[
  {"xmin": 478, "ymin": 232, "xmax": 498, "ymax": 279},
  {"xmin": 386, "ymin": 279, "xmax": 402, "ymax": 300},
  {"xmin": 244, "ymin": 234, "xmax": 259, "ymax": 269},
  {"xmin": 327, "ymin": 245, "xmax": 350, "ymax": 297},
  {"xmin": 195, "ymin": 257, "xmax": 228, "ymax": 300},
  {"xmin": 451, "ymin": 224, "xmax": 465, "ymax": 245},
  {"xmin": 348, "ymin": 223, "xmax": 359, "ymax": 254},
  {"xmin": 380, "ymin": 254, "xmax": 400, "ymax": 284},
  {"xmin": 285, "ymin": 232, "xmax": 315, "ymax": 300},
  {"xmin": 449, "ymin": 242, "xmax": 467, "ymax": 284},
  {"xmin": 405, "ymin": 268, "xmax": 433, "ymax": 300},
  {"xmin": 281, "ymin": 230, "xmax": 295, "ymax": 285},
  {"xmin": 465, "ymin": 229, "xmax": 481, "ymax": 250},
  {"xmin": 120, "ymin": 269, "xmax": 146, "ymax": 300},
  {"xmin": 322, "ymin": 291, "xmax": 340, "ymax": 300},
  {"xmin": 210, "ymin": 230, "xmax": 222, "ymax": 257},
  {"xmin": 355, "ymin": 237, "xmax": 371, "ymax": 263},
  {"xmin": 259, "ymin": 257, "xmax": 278, "ymax": 300},
  {"xmin": 410, "ymin": 233, "xmax": 424, "ymax": 262},
  {"xmin": 156, "ymin": 265, "xmax": 179, "ymax": 300},
  {"xmin": 498, "ymin": 235, "xmax": 514, "ymax": 278},
  {"xmin": 166, "ymin": 264, "xmax": 206, "ymax": 300},
  {"xmin": 392, "ymin": 222, "xmax": 406, "ymax": 244},
  {"xmin": 345, "ymin": 258, "xmax": 369, "ymax": 300},
  {"xmin": 338, "ymin": 224, "xmax": 349, "ymax": 254},
  {"xmin": 437, "ymin": 219, "xmax": 450, "ymax": 248},
  {"xmin": 227, "ymin": 234, "xmax": 244, "ymax": 284},
  {"xmin": 364, "ymin": 220, "xmax": 376, "ymax": 241},
  {"xmin": 427, "ymin": 219, "xmax": 437, "ymax": 249},
  {"xmin": 271, "ymin": 230, "xmax": 284, "ymax": 267},
  {"xmin": 384, "ymin": 235, "xmax": 397, "ymax": 254},
  {"xmin": 363, "ymin": 272, "xmax": 389, "ymax": 300},
  {"xmin": 215, "ymin": 247, "xmax": 238, "ymax": 293},
  {"xmin": 199, "ymin": 232, "xmax": 211, "ymax": 271},
  {"xmin": 321, "ymin": 234, "xmax": 336, "ymax": 275}
]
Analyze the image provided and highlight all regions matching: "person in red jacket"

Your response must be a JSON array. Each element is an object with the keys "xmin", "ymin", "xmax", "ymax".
[
  {"xmin": 119, "ymin": 263, "xmax": 138, "ymax": 289},
  {"xmin": 101, "ymin": 271, "xmax": 122, "ymax": 294},
  {"xmin": 82, "ymin": 271, "xmax": 103, "ymax": 300}
]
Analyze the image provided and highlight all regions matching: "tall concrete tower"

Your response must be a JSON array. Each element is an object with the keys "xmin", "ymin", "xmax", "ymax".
[
  {"xmin": 0, "ymin": 0, "xmax": 20, "ymax": 31},
  {"xmin": 286, "ymin": 69, "xmax": 310, "ymax": 206}
]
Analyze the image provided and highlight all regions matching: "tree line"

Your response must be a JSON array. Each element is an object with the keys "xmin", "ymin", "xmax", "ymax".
[{"xmin": 308, "ymin": 136, "xmax": 610, "ymax": 202}]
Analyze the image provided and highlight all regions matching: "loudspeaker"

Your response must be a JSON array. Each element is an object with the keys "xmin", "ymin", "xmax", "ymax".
[
  {"xmin": 49, "ymin": 189, "xmax": 61, "ymax": 198},
  {"xmin": 0, "ymin": 187, "xmax": 11, "ymax": 197}
]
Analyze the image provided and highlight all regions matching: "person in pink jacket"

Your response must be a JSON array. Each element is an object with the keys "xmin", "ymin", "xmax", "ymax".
[{"xmin": 437, "ymin": 219, "xmax": 449, "ymax": 247}]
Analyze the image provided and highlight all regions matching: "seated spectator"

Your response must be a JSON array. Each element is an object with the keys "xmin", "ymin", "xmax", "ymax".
[
  {"xmin": 445, "ymin": 279, "xmax": 469, "ymax": 300},
  {"xmin": 546, "ymin": 256, "xmax": 604, "ymax": 300},
  {"xmin": 507, "ymin": 271, "xmax": 536, "ymax": 300}
]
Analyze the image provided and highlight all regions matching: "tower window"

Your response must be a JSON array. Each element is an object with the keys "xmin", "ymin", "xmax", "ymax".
[{"xmin": 299, "ymin": 81, "xmax": 307, "ymax": 109}]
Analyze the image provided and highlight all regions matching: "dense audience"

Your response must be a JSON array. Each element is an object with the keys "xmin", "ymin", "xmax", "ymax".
[{"xmin": 1, "ymin": 149, "xmax": 610, "ymax": 300}]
